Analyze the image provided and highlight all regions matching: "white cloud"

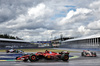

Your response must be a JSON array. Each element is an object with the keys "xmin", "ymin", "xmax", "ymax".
[
  {"xmin": 59, "ymin": 8, "xmax": 92, "ymax": 25},
  {"xmin": 88, "ymin": 20, "xmax": 100, "ymax": 29},
  {"xmin": 86, "ymin": 1, "xmax": 100, "ymax": 30},
  {"xmin": 41, "ymin": 30, "xmax": 55, "ymax": 35},
  {"xmin": 28, "ymin": 3, "xmax": 46, "ymax": 17},
  {"xmin": 28, "ymin": 3, "xmax": 53, "ymax": 18},
  {"xmin": 90, "ymin": 1, "xmax": 100, "ymax": 8},
  {"xmin": 6, "ymin": 14, "xmax": 27, "ymax": 28},
  {"xmin": 78, "ymin": 26, "xmax": 90, "ymax": 35},
  {"xmin": 2, "ymin": 3, "xmax": 53, "ymax": 29},
  {"xmin": 89, "ymin": 1, "xmax": 100, "ymax": 20}
]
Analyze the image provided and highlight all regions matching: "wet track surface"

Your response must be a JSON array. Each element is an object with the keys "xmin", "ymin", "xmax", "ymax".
[{"xmin": 0, "ymin": 50, "xmax": 100, "ymax": 66}]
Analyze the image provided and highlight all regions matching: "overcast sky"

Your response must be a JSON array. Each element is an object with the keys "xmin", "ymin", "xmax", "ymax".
[{"xmin": 0, "ymin": 0, "xmax": 100, "ymax": 41}]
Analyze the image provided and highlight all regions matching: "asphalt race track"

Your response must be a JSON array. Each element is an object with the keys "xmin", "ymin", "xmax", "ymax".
[{"xmin": 0, "ymin": 49, "xmax": 100, "ymax": 66}]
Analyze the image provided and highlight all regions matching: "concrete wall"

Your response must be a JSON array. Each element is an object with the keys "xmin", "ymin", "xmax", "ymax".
[
  {"xmin": 59, "ymin": 38, "xmax": 100, "ymax": 49},
  {"xmin": 0, "ymin": 41, "xmax": 38, "ymax": 49}
]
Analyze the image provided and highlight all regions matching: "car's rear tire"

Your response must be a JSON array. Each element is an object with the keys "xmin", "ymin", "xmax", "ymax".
[
  {"xmin": 94, "ymin": 52, "xmax": 97, "ymax": 57},
  {"xmin": 6, "ymin": 51, "xmax": 9, "ymax": 53},
  {"xmin": 29, "ymin": 55, "xmax": 37, "ymax": 62},
  {"xmin": 81, "ymin": 52, "xmax": 84, "ymax": 56},
  {"xmin": 61, "ymin": 54, "xmax": 69, "ymax": 61},
  {"xmin": 16, "ymin": 50, "xmax": 19, "ymax": 53}
]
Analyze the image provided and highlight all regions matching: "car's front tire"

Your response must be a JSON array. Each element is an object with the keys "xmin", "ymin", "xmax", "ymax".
[
  {"xmin": 29, "ymin": 55, "xmax": 37, "ymax": 62},
  {"xmin": 23, "ymin": 59, "xmax": 28, "ymax": 62}
]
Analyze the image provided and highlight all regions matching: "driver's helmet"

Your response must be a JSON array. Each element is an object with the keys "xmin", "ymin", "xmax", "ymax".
[
  {"xmin": 45, "ymin": 50, "xmax": 49, "ymax": 53},
  {"xmin": 49, "ymin": 51, "xmax": 52, "ymax": 54}
]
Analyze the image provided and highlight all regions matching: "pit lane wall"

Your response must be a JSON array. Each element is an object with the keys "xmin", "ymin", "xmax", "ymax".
[{"xmin": 59, "ymin": 34, "xmax": 100, "ymax": 49}]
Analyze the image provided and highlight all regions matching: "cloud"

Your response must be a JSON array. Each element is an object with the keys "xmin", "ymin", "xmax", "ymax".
[
  {"xmin": 1, "ymin": 3, "xmax": 53, "ymax": 30},
  {"xmin": 86, "ymin": 1, "xmax": 100, "ymax": 30},
  {"xmin": 78, "ymin": 26, "xmax": 90, "ymax": 35},
  {"xmin": 0, "ymin": 0, "xmax": 100, "ymax": 41},
  {"xmin": 28, "ymin": 3, "xmax": 53, "ymax": 18},
  {"xmin": 28, "ymin": 3, "xmax": 47, "ymax": 17},
  {"xmin": 58, "ymin": 8, "xmax": 92, "ymax": 25},
  {"xmin": 0, "ymin": 0, "xmax": 45, "ymax": 23},
  {"xmin": 90, "ymin": 0, "xmax": 100, "ymax": 8},
  {"xmin": 87, "ymin": 20, "xmax": 100, "ymax": 30}
]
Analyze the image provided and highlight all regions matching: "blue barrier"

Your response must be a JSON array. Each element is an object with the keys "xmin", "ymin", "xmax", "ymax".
[
  {"xmin": 0, "ymin": 54, "xmax": 23, "ymax": 57},
  {"xmin": 0, "ymin": 53, "xmax": 23, "ymax": 60},
  {"xmin": 0, "ymin": 58, "xmax": 15, "ymax": 60}
]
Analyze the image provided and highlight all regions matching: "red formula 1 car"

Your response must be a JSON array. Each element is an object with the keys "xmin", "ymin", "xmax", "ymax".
[
  {"xmin": 81, "ymin": 50, "xmax": 97, "ymax": 57},
  {"xmin": 16, "ymin": 50, "xmax": 69, "ymax": 62}
]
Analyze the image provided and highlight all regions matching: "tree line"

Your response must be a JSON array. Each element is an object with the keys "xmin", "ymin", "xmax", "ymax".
[{"xmin": 0, "ymin": 34, "xmax": 22, "ymax": 40}]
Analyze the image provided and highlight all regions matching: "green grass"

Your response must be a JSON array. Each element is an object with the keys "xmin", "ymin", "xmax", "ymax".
[
  {"xmin": 0, "ymin": 50, "xmax": 6, "ymax": 52},
  {"xmin": 0, "ymin": 48, "xmax": 79, "ymax": 53}
]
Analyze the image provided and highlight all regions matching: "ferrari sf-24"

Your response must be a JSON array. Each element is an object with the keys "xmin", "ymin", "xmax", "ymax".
[{"xmin": 16, "ymin": 50, "xmax": 69, "ymax": 62}]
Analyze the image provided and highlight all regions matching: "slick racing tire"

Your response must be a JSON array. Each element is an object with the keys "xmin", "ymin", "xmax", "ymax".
[
  {"xmin": 16, "ymin": 56, "xmax": 19, "ymax": 60},
  {"xmin": 61, "ymin": 54, "xmax": 69, "ymax": 61},
  {"xmin": 6, "ymin": 50, "xmax": 9, "ymax": 53},
  {"xmin": 81, "ymin": 52, "xmax": 84, "ymax": 56},
  {"xmin": 23, "ymin": 59, "xmax": 28, "ymax": 62},
  {"xmin": 29, "ymin": 55, "xmax": 37, "ymax": 62},
  {"xmin": 94, "ymin": 52, "xmax": 97, "ymax": 57}
]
